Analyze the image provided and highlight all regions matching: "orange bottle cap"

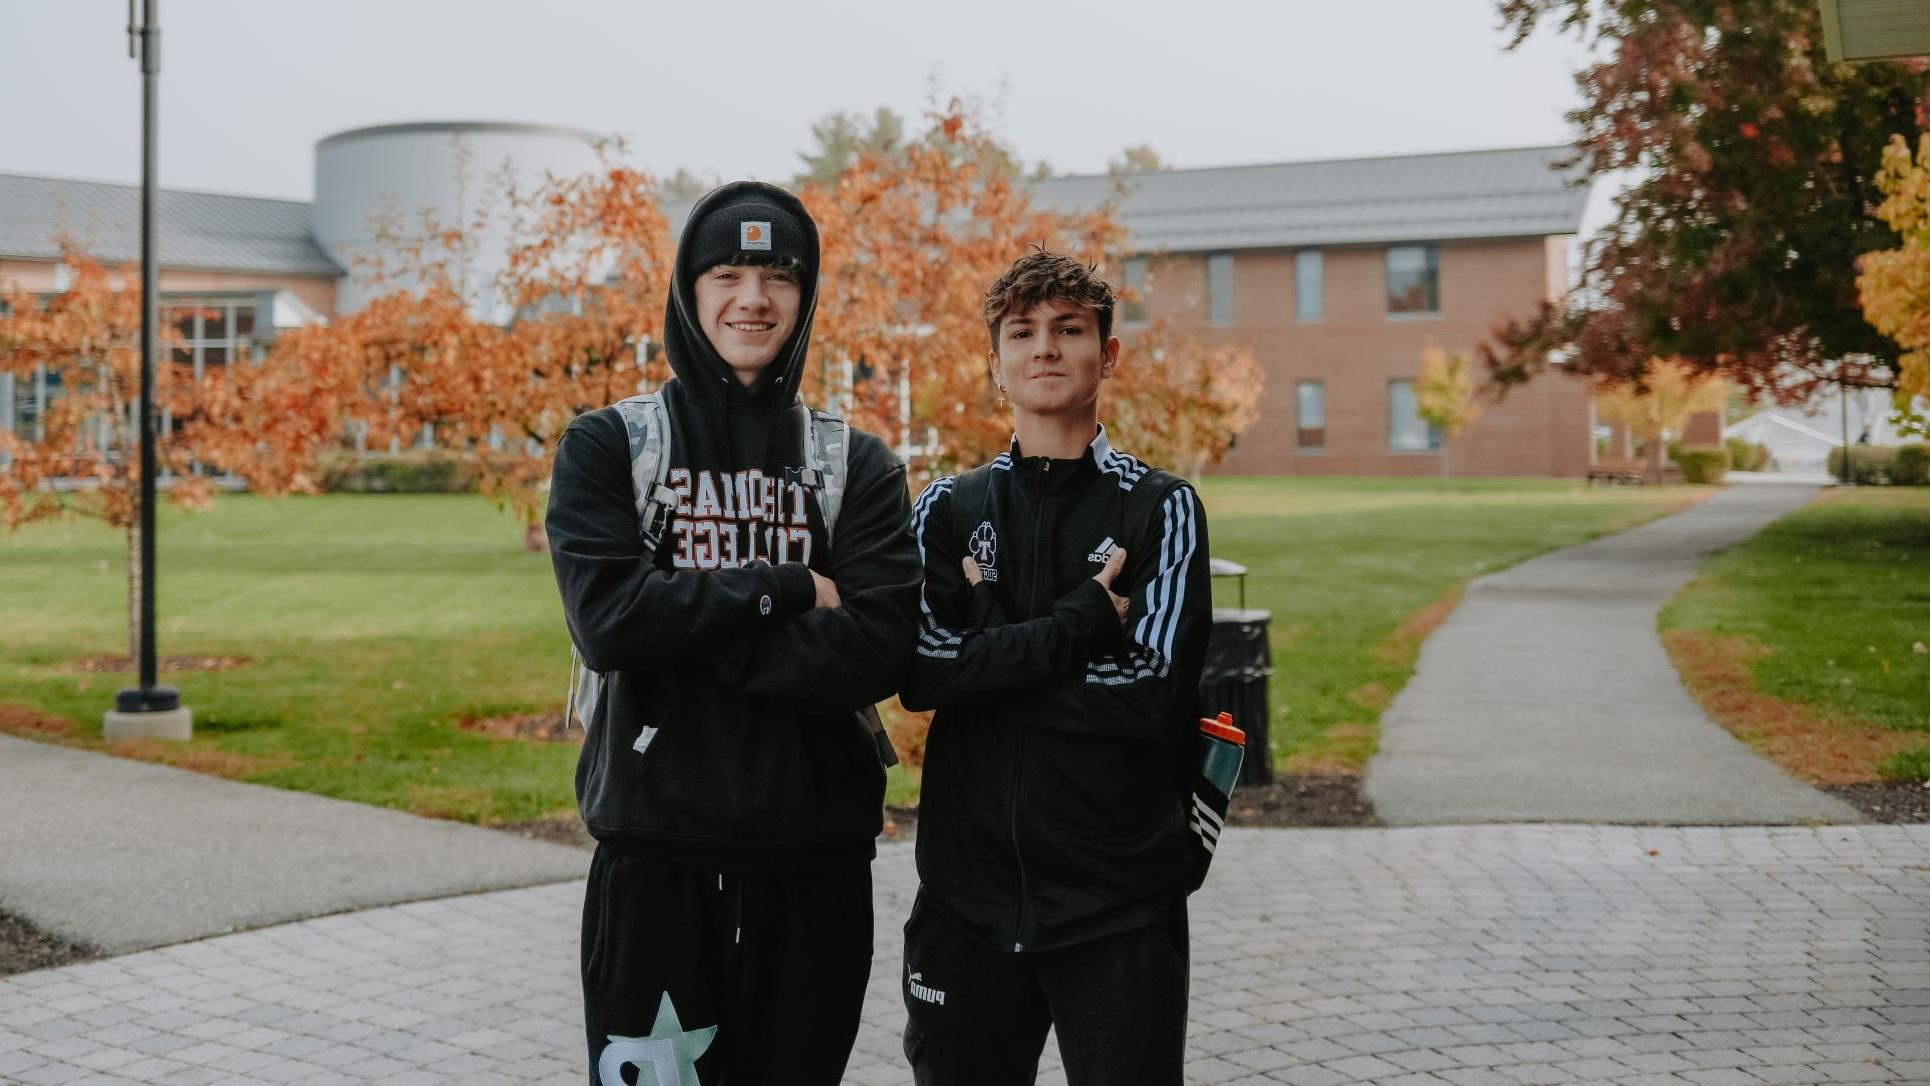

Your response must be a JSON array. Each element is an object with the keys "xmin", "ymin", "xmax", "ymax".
[{"xmin": 1199, "ymin": 711, "xmax": 1245, "ymax": 745}]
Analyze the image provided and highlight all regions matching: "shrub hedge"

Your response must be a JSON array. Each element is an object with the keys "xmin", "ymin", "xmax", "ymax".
[{"xmin": 1675, "ymin": 443, "xmax": 1731, "ymax": 484}]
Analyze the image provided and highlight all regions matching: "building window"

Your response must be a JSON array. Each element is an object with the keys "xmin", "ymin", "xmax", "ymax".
[
  {"xmin": 1295, "ymin": 249, "xmax": 1323, "ymax": 322},
  {"xmin": 1121, "ymin": 257, "xmax": 1148, "ymax": 324},
  {"xmin": 5, "ymin": 366, "xmax": 60, "ymax": 443},
  {"xmin": 165, "ymin": 297, "xmax": 258, "ymax": 380},
  {"xmin": 1297, "ymin": 381, "xmax": 1325, "ymax": 451},
  {"xmin": 1388, "ymin": 379, "xmax": 1443, "ymax": 451},
  {"xmin": 1206, "ymin": 252, "xmax": 1234, "ymax": 325},
  {"xmin": 1386, "ymin": 243, "xmax": 1439, "ymax": 315}
]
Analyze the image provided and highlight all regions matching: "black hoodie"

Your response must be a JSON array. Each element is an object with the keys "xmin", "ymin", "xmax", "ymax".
[{"xmin": 544, "ymin": 182, "xmax": 921, "ymax": 869}]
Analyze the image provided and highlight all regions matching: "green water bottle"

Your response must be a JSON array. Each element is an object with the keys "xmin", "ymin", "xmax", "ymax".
[{"xmin": 1191, "ymin": 712, "xmax": 1245, "ymax": 876}]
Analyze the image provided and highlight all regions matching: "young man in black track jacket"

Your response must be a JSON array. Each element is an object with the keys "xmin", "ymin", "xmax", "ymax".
[
  {"xmin": 545, "ymin": 181, "xmax": 921, "ymax": 1086},
  {"xmin": 901, "ymin": 250, "xmax": 1213, "ymax": 1085}
]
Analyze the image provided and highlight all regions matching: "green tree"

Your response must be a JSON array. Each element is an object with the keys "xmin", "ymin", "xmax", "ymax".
[
  {"xmin": 1485, "ymin": 0, "xmax": 1930, "ymax": 405},
  {"xmin": 1108, "ymin": 144, "xmax": 1167, "ymax": 176},
  {"xmin": 658, "ymin": 167, "xmax": 716, "ymax": 203},
  {"xmin": 793, "ymin": 107, "xmax": 908, "ymax": 186}
]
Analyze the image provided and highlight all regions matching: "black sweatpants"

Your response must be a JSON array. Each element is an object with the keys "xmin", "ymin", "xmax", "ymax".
[
  {"xmin": 901, "ymin": 890, "xmax": 1189, "ymax": 1086},
  {"xmin": 581, "ymin": 843, "xmax": 873, "ymax": 1086}
]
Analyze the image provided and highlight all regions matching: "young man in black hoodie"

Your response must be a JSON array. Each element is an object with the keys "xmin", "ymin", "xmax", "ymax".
[
  {"xmin": 900, "ymin": 251, "xmax": 1212, "ymax": 1085},
  {"xmin": 545, "ymin": 181, "xmax": 921, "ymax": 1086}
]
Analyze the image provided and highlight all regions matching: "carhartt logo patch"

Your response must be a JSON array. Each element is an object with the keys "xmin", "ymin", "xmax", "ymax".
[{"xmin": 740, "ymin": 221, "xmax": 772, "ymax": 250}]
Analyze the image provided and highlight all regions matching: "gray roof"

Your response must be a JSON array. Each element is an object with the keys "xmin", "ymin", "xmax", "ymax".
[
  {"xmin": 0, "ymin": 173, "xmax": 341, "ymax": 277},
  {"xmin": 1, "ymin": 144, "xmax": 1584, "ymax": 279},
  {"xmin": 1032, "ymin": 145, "xmax": 1590, "ymax": 253}
]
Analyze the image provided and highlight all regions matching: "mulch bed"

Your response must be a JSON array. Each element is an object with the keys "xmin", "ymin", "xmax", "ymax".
[
  {"xmin": 0, "ymin": 913, "xmax": 92, "ymax": 979},
  {"xmin": 1225, "ymin": 774, "xmax": 1382, "ymax": 828},
  {"xmin": 1824, "ymin": 780, "xmax": 1930, "ymax": 824}
]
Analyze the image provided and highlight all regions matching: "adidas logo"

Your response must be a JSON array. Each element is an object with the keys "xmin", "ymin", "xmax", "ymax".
[
  {"xmin": 1189, "ymin": 794, "xmax": 1224, "ymax": 856},
  {"xmin": 1087, "ymin": 536, "xmax": 1117, "ymax": 564},
  {"xmin": 908, "ymin": 971, "xmax": 947, "ymax": 1006}
]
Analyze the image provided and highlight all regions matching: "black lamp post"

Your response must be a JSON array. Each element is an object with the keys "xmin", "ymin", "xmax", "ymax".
[{"xmin": 105, "ymin": 0, "xmax": 190, "ymax": 740}]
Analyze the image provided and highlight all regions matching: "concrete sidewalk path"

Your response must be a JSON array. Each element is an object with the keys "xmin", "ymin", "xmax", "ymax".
[
  {"xmin": 0, "ymin": 734, "xmax": 588, "ymax": 955},
  {"xmin": 4, "ymin": 825, "xmax": 1927, "ymax": 1085},
  {"xmin": 1368, "ymin": 480, "xmax": 1863, "ymax": 826}
]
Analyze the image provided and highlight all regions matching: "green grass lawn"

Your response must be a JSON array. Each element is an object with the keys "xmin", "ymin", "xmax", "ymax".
[
  {"xmin": 3, "ymin": 495, "xmax": 578, "ymax": 823},
  {"xmin": 1660, "ymin": 487, "xmax": 1930, "ymax": 779},
  {"xmin": 1, "ymin": 479, "xmax": 1704, "ymax": 822}
]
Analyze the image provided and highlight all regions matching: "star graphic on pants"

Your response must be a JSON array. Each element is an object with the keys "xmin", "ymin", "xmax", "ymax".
[{"xmin": 598, "ymin": 992, "xmax": 716, "ymax": 1086}]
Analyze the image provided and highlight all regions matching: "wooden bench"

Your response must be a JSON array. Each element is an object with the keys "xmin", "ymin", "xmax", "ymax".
[{"xmin": 1587, "ymin": 457, "xmax": 1679, "ymax": 486}]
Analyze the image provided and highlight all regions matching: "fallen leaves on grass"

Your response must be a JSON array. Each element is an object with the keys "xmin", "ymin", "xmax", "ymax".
[
  {"xmin": 59, "ymin": 654, "xmax": 250, "ymax": 674},
  {"xmin": 1289, "ymin": 585, "xmax": 1466, "ymax": 776},
  {"xmin": 1371, "ymin": 587, "xmax": 1464, "ymax": 669},
  {"xmin": 0, "ymin": 703, "xmax": 78, "ymax": 736},
  {"xmin": 405, "ymin": 784, "xmax": 497, "ymax": 821},
  {"xmin": 104, "ymin": 740, "xmax": 296, "ymax": 779},
  {"xmin": 455, "ymin": 712, "xmax": 579, "ymax": 743},
  {"xmin": 1282, "ymin": 723, "xmax": 1376, "ymax": 775},
  {"xmin": 1664, "ymin": 628, "xmax": 1922, "ymax": 785}
]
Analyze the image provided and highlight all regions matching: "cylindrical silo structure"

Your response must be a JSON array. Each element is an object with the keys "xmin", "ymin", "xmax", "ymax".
[{"xmin": 312, "ymin": 121, "xmax": 604, "ymax": 320}]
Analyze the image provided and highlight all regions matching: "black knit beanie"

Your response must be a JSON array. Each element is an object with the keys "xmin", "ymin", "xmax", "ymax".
[{"xmin": 682, "ymin": 194, "xmax": 814, "ymax": 281}]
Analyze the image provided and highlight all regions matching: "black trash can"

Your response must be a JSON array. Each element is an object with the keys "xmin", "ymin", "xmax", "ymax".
[{"xmin": 1199, "ymin": 560, "xmax": 1272, "ymax": 787}]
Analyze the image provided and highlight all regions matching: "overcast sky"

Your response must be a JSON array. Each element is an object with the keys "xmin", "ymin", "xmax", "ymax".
[{"xmin": 2, "ymin": 0, "xmax": 1598, "ymax": 201}]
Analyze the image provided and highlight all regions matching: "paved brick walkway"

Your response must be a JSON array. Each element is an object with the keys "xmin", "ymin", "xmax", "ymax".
[{"xmin": 4, "ymin": 824, "xmax": 1927, "ymax": 1085}]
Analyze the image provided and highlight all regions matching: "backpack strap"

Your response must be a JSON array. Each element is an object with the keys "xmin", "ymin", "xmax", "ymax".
[
  {"xmin": 613, "ymin": 393, "xmax": 678, "ymax": 562},
  {"xmin": 791, "ymin": 403, "xmax": 897, "ymax": 766},
  {"xmin": 568, "ymin": 393, "xmax": 676, "ymax": 736},
  {"xmin": 795, "ymin": 403, "xmax": 849, "ymax": 552},
  {"xmin": 948, "ymin": 459, "xmax": 1002, "ymax": 545},
  {"xmin": 1118, "ymin": 465, "xmax": 1184, "ymax": 567}
]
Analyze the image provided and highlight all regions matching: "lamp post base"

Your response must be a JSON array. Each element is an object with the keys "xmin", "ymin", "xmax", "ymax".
[{"xmin": 105, "ymin": 685, "xmax": 191, "ymax": 741}]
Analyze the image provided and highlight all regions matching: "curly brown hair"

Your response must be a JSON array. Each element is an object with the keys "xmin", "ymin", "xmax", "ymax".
[{"xmin": 982, "ymin": 249, "xmax": 1115, "ymax": 350}]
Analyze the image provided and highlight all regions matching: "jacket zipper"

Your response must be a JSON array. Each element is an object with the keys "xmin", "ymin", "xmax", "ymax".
[{"xmin": 1008, "ymin": 457, "xmax": 1050, "ymax": 952}]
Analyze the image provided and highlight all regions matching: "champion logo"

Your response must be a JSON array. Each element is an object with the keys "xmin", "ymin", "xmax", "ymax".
[
  {"xmin": 740, "ymin": 221, "xmax": 772, "ymax": 251},
  {"xmin": 1087, "ymin": 536, "xmax": 1117, "ymax": 564},
  {"xmin": 908, "ymin": 971, "xmax": 947, "ymax": 1006},
  {"xmin": 758, "ymin": 594, "xmax": 773, "ymax": 616}
]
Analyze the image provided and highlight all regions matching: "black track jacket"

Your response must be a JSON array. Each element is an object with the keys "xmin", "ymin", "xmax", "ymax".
[
  {"xmin": 545, "ymin": 182, "xmax": 921, "ymax": 870},
  {"xmin": 904, "ymin": 427, "xmax": 1212, "ymax": 952}
]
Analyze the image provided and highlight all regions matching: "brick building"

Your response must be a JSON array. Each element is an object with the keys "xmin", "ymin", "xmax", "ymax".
[
  {"xmin": 3, "ymin": 141, "xmax": 1598, "ymax": 477},
  {"xmin": 1035, "ymin": 146, "xmax": 1596, "ymax": 476},
  {"xmin": 0, "ymin": 173, "xmax": 339, "ymax": 446}
]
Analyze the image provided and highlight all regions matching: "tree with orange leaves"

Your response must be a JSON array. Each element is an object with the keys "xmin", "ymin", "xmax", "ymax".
[
  {"xmin": 252, "ymin": 103, "xmax": 1259, "ymax": 550},
  {"xmin": 2, "ymin": 243, "xmax": 249, "ymax": 663},
  {"xmin": 798, "ymin": 102, "xmax": 1260, "ymax": 483},
  {"xmin": 203, "ymin": 159, "xmax": 676, "ymax": 548}
]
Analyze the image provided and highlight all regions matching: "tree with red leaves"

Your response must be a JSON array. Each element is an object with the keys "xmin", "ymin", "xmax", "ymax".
[{"xmin": 1486, "ymin": 0, "xmax": 1929, "ymax": 404}]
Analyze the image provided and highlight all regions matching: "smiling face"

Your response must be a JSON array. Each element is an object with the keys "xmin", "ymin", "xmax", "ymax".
[
  {"xmin": 990, "ymin": 299, "xmax": 1120, "ymax": 421},
  {"xmin": 693, "ymin": 262, "xmax": 802, "ymax": 385}
]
